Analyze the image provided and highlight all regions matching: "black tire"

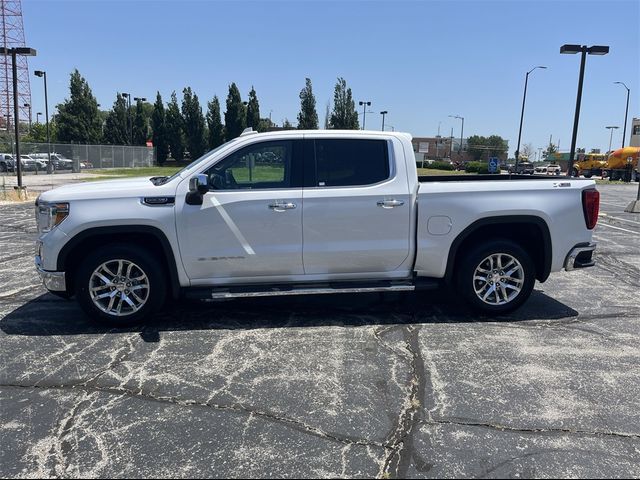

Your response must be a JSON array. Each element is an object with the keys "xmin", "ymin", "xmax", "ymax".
[
  {"xmin": 572, "ymin": 168, "xmax": 579, "ymax": 177},
  {"xmin": 456, "ymin": 239, "xmax": 535, "ymax": 315},
  {"xmin": 75, "ymin": 244, "xmax": 166, "ymax": 326},
  {"xmin": 584, "ymin": 172, "xmax": 592, "ymax": 178},
  {"xmin": 0, "ymin": 163, "xmax": 6, "ymax": 172}
]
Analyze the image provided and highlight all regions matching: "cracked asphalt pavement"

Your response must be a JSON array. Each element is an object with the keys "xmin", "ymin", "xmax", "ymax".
[{"xmin": 1, "ymin": 183, "xmax": 639, "ymax": 478}]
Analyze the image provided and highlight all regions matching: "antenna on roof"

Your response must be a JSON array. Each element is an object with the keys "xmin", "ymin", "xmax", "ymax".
[{"xmin": 240, "ymin": 127, "xmax": 257, "ymax": 136}]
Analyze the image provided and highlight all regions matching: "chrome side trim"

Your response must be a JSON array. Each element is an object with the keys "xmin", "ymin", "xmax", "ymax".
[
  {"xmin": 209, "ymin": 284, "xmax": 415, "ymax": 299},
  {"xmin": 564, "ymin": 243, "xmax": 597, "ymax": 271},
  {"xmin": 35, "ymin": 256, "xmax": 67, "ymax": 292}
]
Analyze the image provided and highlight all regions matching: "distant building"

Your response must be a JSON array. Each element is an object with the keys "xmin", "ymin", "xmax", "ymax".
[
  {"xmin": 411, "ymin": 136, "xmax": 474, "ymax": 163},
  {"xmin": 631, "ymin": 117, "xmax": 640, "ymax": 147}
]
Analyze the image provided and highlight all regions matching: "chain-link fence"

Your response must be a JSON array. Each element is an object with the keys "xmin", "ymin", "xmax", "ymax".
[{"xmin": 0, "ymin": 142, "xmax": 156, "ymax": 174}]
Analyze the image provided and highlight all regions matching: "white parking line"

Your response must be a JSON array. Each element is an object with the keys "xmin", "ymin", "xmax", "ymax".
[
  {"xmin": 596, "ymin": 222, "xmax": 640, "ymax": 235},
  {"xmin": 600, "ymin": 214, "xmax": 640, "ymax": 226}
]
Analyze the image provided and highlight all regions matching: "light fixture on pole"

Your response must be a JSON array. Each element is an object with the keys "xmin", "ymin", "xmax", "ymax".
[
  {"xmin": 36, "ymin": 112, "xmax": 42, "ymax": 124},
  {"xmin": 515, "ymin": 65, "xmax": 547, "ymax": 170},
  {"xmin": 614, "ymin": 82, "xmax": 630, "ymax": 148},
  {"xmin": 23, "ymin": 103, "xmax": 31, "ymax": 129},
  {"xmin": 560, "ymin": 44, "xmax": 609, "ymax": 177},
  {"xmin": 605, "ymin": 126, "xmax": 619, "ymax": 155},
  {"xmin": 1, "ymin": 47, "xmax": 37, "ymax": 188},
  {"xmin": 359, "ymin": 101, "xmax": 371, "ymax": 130},
  {"xmin": 380, "ymin": 111, "xmax": 388, "ymax": 131},
  {"xmin": 34, "ymin": 70, "xmax": 52, "ymax": 173},
  {"xmin": 122, "ymin": 92, "xmax": 132, "ymax": 144},
  {"xmin": 448, "ymin": 115, "xmax": 464, "ymax": 157}
]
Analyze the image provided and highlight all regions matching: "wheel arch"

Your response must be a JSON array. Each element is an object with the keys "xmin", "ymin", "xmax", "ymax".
[
  {"xmin": 57, "ymin": 225, "xmax": 181, "ymax": 299},
  {"xmin": 444, "ymin": 215, "xmax": 552, "ymax": 285}
]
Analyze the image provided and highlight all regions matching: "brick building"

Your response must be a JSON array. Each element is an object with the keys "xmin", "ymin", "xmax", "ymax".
[{"xmin": 411, "ymin": 136, "xmax": 474, "ymax": 163}]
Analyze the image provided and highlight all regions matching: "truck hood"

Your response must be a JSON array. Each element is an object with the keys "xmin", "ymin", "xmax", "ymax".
[{"xmin": 38, "ymin": 176, "xmax": 179, "ymax": 202}]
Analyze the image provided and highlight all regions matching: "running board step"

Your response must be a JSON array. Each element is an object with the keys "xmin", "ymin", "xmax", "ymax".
[{"xmin": 184, "ymin": 279, "xmax": 440, "ymax": 301}]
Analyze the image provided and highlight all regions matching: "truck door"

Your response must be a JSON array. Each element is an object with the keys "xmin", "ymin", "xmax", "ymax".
[
  {"xmin": 176, "ymin": 139, "xmax": 304, "ymax": 281},
  {"xmin": 302, "ymin": 137, "xmax": 412, "ymax": 275}
]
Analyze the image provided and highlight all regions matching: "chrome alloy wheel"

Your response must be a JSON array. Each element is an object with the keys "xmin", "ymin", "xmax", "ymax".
[
  {"xmin": 89, "ymin": 259, "xmax": 150, "ymax": 316},
  {"xmin": 473, "ymin": 253, "xmax": 524, "ymax": 306}
]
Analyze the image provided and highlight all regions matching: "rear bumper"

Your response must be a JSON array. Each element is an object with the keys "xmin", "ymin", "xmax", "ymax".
[
  {"xmin": 564, "ymin": 242, "xmax": 596, "ymax": 271},
  {"xmin": 35, "ymin": 255, "xmax": 67, "ymax": 292}
]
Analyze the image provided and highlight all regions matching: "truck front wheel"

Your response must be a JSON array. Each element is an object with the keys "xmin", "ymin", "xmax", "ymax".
[
  {"xmin": 75, "ymin": 244, "xmax": 166, "ymax": 326},
  {"xmin": 457, "ymin": 239, "xmax": 535, "ymax": 315}
]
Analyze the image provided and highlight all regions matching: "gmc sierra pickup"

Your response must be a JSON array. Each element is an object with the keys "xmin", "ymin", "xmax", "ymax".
[{"xmin": 35, "ymin": 129, "xmax": 599, "ymax": 325}]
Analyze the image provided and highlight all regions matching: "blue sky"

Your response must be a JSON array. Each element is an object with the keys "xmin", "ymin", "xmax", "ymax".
[{"xmin": 24, "ymin": 0, "xmax": 639, "ymax": 156}]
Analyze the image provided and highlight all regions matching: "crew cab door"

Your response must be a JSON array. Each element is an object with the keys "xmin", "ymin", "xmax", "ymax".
[
  {"xmin": 302, "ymin": 137, "xmax": 412, "ymax": 275},
  {"xmin": 176, "ymin": 139, "xmax": 304, "ymax": 281}
]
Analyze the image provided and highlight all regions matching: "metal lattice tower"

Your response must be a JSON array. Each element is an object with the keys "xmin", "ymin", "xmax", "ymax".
[{"xmin": 1, "ymin": 0, "xmax": 31, "ymax": 130}]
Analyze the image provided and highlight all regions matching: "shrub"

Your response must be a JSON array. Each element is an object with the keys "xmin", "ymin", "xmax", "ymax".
[{"xmin": 423, "ymin": 161, "xmax": 454, "ymax": 171}]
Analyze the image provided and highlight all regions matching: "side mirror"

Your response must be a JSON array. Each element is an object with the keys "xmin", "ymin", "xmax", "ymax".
[{"xmin": 186, "ymin": 174, "xmax": 209, "ymax": 205}]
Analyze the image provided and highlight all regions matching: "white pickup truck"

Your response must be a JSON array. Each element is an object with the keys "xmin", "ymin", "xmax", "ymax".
[{"xmin": 35, "ymin": 130, "xmax": 599, "ymax": 325}]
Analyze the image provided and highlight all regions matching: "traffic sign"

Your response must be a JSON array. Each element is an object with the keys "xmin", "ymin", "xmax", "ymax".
[{"xmin": 488, "ymin": 157, "xmax": 499, "ymax": 173}]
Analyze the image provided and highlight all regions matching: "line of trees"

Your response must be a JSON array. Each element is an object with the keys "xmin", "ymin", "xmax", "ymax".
[{"xmin": 21, "ymin": 70, "xmax": 364, "ymax": 164}]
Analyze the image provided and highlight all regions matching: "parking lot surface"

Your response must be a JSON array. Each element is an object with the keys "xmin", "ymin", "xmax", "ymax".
[{"xmin": 1, "ymin": 183, "xmax": 639, "ymax": 478}]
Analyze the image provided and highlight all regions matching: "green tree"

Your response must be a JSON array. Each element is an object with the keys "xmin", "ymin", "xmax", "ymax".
[
  {"xmin": 282, "ymin": 118, "xmax": 293, "ymax": 129},
  {"xmin": 102, "ymin": 93, "xmax": 129, "ymax": 145},
  {"xmin": 165, "ymin": 91, "xmax": 185, "ymax": 161},
  {"xmin": 206, "ymin": 95, "xmax": 225, "ymax": 150},
  {"xmin": 56, "ymin": 69, "xmax": 102, "ymax": 143},
  {"xmin": 246, "ymin": 86, "xmax": 260, "ymax": 131},
  {"xmin": 224, "ymin": 83, "xmax": 246, "ymax": 140},
  {"xmin": 486, "ymin": 135, "xmax": 507, "ymax": 158},
  {"xmin": 329, "ymin": 77, "xmax": 359, "ymax": 129},
  {"xmin": 324, "ymin": 100, "xmax": 330, "ymax": 129},
  {"xmin": 297, "ymin": 78, "xmax": 318, "ymax": 129},
  {"xmin": 151, "ymin": 92, "xmax": 168, "ymax": 164},
  {"xmin": 132, "ymin": 98, "xmax": 149, "ymax": 145},
  {"xmin": 24, "ymin": 120, "xmax": 57, "ymax": 143},
  {"xmin": 182, "ymin": 87, "xmax": 207, "ymax": 159},
  {"xmin": 257, "ymin": 118, "xmax": 271, "ymax": 132},
  {"xmin": 466, "ymin": 135, "xmax": 486, "ymax": 161}
]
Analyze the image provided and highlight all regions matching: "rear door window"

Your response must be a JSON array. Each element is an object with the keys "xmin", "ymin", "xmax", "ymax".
[{"xmin": 313, "ymin": 139, "xmax": 390, "ymax": 187}]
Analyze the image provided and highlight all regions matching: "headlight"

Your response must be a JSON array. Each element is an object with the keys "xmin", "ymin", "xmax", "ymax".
[{"xmin": 36, "ymin": 202, "xmax": 69, "ymax": 233}]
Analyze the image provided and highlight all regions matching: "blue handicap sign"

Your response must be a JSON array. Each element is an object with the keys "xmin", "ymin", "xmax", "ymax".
[{"xmin": 488, "ymin": 157, "xmax": 499, "ymax": 173}]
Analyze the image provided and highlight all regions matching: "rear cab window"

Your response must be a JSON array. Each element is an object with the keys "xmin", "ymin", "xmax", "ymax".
[{"xmin": 309, "ymin": 139, "xmax": 390, "ymax": 187}]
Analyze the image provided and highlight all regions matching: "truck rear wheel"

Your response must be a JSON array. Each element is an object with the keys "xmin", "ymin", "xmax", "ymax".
[
  {"xmin": 75, "ymin": 244, "xmax": 166, "ymax": 326},
  {"xmin": 456, "ymin": 239, "xmax": 535, "ymax": 315}
]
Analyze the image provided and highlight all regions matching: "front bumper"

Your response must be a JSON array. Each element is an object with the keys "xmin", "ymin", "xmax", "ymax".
[
  {"xmin": 564, "ymin": 242, "xmax": 596, "ymax": 271},
  {"xmin": 35, "ymin": 255, "xmax": 67, "ymax": 292}
]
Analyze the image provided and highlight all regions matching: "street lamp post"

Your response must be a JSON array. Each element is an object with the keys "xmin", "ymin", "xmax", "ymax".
[
  {"xmin": 122, "ymin": 93, "xmax": 132, "ymax": 144},
  {"xmin": 1, "ymin": 47, "xmax": 37, "ymax": 188},
  {"xmin": 380, "ymin": 111, "xmax": 388, "ymax": 131},
  {"xmin": 359, "ymin": 101, "xmax": 371, "ymax": 130},
  {"xmin": 133, "ymin": 97, "xmax": 147, "ymax": 144},
  {"xmin": 614, "ymin": 82, "xmax": 630, "ymax": 148},
  {"xmin": 560, "ymin": 44, "xmax": 609, "ymax": 177},
  {"xmin": 36, "ymin": 112, "xmax": 42, "ymax": 124},
  {"xmin": 23, "ymin": 103, "xmax": 31, "ymax": 129},
  {"xmin": 515, "ymin": 66, "xmax": 547, "ymax": 170},
  {"xmin": 449, "ymin": 115, "xmax": 464, "ymax": 158},
  {"xmin": 34, "ymin": 70, "xmax": 52, "ymax": 173},
  {"xmin": 606, "ymin": 126, "xmax": 619, "ymax": 154}
]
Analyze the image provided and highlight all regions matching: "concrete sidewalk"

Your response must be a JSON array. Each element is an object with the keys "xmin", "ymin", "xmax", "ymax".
[{"xmin": 1, "ymin": 172, "xmax": 105, "ymax": 192}]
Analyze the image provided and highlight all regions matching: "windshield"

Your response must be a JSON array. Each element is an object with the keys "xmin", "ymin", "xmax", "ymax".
[{"xmin": 154, "ymin": 138, "xmax": 242, "ymax": 185}]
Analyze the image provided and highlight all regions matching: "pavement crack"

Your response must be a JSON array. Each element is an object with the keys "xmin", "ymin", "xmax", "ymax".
[
  {"xmin": 378, "ymin": 324, "xmax": 427, "ymax": 479},
  {"xmin": 0, "ymin": 381, "xmax": 387, "ymax": 452},
  {"xmin": 424, "ymin": 417, "xmax": 640, "ymax": 441}
]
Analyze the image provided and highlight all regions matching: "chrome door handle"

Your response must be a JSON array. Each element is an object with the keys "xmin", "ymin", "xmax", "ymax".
[
  {"xmin": 268, "ymin": 202, "xmax": 297, "ymax": 212},
  {"xmin": 377, "ymin": 199, "xmax": 404, "ymax": 209}
]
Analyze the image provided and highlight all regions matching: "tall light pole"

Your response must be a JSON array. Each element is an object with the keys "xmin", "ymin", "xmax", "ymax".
[
  {"xmin": 614, "ymin": 81, "xmax": 630, "ymax": 148},
  {"xmin": 36, "ymin": 111, "xmax": 42, "ymax": 124},
  {"xmin": 23, "ymin": 103, "xmax": 31, "ymax": 129},
  {"xmin": 606, "ymin": 126, "xmax": 619, "ymax": 154},
  {"xmin": 1, "ymin": 47, "xmax": 37, "ymax": 188},
  {"xmin": 133, "ymin": 96, "xmax": 147, "ymax": 144},
  {"xmin": 122, "ymin": 92, "xmax": 132, "ymax": 144},
  {"xmin": 449, "ymin": 115, "xmax": 464, "ymax": 158},
  {"xmin": 515, "ymin": 66, "xmax": 547, "ymax": 170},
  {"xmin": 560, "ymin": 44, "xmax": 609, "ymax": 177},
  {"xmin": 380, "ymin": 110, "xmax": 388, "ymax": 131},
  {"xmin": 34, "ymin": 70, "xmax": 52, "ymax": 173},
  {"xmin": 359, "ymin": 101, "xmax": 371, "ymax": 130}
]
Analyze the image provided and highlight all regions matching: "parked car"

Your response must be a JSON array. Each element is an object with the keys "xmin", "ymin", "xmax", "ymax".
[
  {"xmin": 0, "ymin": 153, "xmax": 15, "ymax": 172},
  {"xmin": 534, "ymin": 165, "xmax": 548, "ymax": 174},
  {"xmin": 546, "ymin": 164, "xmax": 561, "ymax": 175},
  {"xmin": 508, "ymin": 162, "xmax": 534, "ymax": 174},
  {"xmin": 35, "ymin": 129, "xmax": 599, "ymax": 325},
  {"xmin": 20, "ymin": 155, "xmax": 47, "ymax": 171}
]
